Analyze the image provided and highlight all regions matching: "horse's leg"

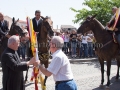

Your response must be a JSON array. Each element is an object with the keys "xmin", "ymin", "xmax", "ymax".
[
  {"xmin": 44, "ymin": 76, "xmax": 48, "ymax": 86},
  {"xmin": 106, "ymin": 60, "xmax": 111, "ymax": 88},
  {"xmin": 43, "ymin": 60, "xmax": 49, "ymax": 86},
  {"xmin": 116, "ymin": 59, "xmax": 120, "ymax": 80},
  {"xmin": 99, "ymin": 59, "xmax": 104, "ymax": 87},
  {"xmin": 24, "ymin": 67, "xmax": 29, "ymax": 83}
]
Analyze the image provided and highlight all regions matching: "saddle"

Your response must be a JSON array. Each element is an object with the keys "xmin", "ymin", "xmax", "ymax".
[{"xmin": 107, "ymin": 30, "xmax": 118, "ymax": 43}]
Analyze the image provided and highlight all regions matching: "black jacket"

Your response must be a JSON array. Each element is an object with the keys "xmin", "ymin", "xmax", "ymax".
[
  {"xmin": 0, "ymin": 20, "xmax": 9, "ymax": 37},
  {"xmin": 1, "ymin": 47, "xmax": 28, "ymax": 90},
  {"xmin": 32, "ymin": 17, "xmax": 43, "ymax": 33}
]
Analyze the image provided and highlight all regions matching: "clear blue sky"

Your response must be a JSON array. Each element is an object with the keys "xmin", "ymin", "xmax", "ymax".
[{"xmin": 0, "ymin": 0, "xmax": 87, "ymax": 29}]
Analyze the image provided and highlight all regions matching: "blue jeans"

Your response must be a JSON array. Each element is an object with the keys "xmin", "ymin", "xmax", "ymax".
[
  {"xmin": 88, "ymin": 42, "xmax": 93, "ymax": 57},
  {"xmin": 21, "ymin": 46, "xmax": 26, "ymax": 59},
  {"xmin": 82, "ymin": 43, "xmax": 88, "ymax": 57},
  {"xmin": 55, "ymin": 80, "xmax": 77, "ymax": 90},
  {"xmin": 64, "ymin": 42, "xmax": 69, "ymax": 54},
  {"xmin": 71, "ymin": 42, "xmax": 77, "ymax": 56}
]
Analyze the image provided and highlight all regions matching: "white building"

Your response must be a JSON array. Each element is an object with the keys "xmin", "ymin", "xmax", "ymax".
[{"xmin": 4, "ymin": 16, "xmax": 27, "ymax": 30}]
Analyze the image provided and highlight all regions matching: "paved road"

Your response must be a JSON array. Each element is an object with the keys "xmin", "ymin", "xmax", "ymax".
[{"xmin": 0, "ymin": 61, "xmax": 120, "ymax": 90}]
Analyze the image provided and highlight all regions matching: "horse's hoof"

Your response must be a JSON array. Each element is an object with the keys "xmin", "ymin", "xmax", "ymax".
[
  {"xmin": 105, "ymin": 86, "xmax": 110, "ymax": 90},
  {"xmin": 24, "ymin": 80, "xmax": 29, "ymax": 84},
  {"xmin": 99, "ymin": 84, "xmax": 104, "ymax": 88}
]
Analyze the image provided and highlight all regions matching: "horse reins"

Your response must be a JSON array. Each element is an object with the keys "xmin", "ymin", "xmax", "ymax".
[{"xmin": 99, "ymin": 39, "xmax": 113, "ymax": 49}]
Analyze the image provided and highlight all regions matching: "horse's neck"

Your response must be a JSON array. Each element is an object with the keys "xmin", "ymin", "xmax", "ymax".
[{"xmin": 92, "ymin": 20, "xmax": 111, "ymax": 43}]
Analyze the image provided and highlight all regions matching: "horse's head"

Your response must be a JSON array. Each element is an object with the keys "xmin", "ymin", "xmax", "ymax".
[
  {"xmin": 77, "ymin": 14, "xmax": 97, "ymax": 34},
  {"xmin": 40, "ymin": 16, "xmax": 54, "ymax": 37},
  {"xmin": 9, "ymin": 17, "xmax": 24, "ymax": 36}
]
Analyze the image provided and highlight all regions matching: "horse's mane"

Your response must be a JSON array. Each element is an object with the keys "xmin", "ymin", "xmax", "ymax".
[
  {"xmin": 94, "ymin": 18, "xmax": 105, "ymax": 30},
  {"xmin": 93, "ymin": 18, "xmax": 113, "ymax": 42}
]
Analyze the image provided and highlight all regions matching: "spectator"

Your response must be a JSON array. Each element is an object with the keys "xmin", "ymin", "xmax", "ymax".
[
  {"xmin": 87, "ymin": 31, "xmax": 94, "ymax": 57},
  {"xmin": 20, "ymin": 29, "xmax": 29, "ymax": 61},
  {"xmin": 81, "ymin": 33, "xmax": 89, "ymax": 58},
  {"xmin": 70, "ymin": 30, "xmax": 77, "ymax": 58},
  {"xmin": 77, "ymin": 33, "xmax": 83, "ymax": 58},
  {"xmin": 64, "ymin": 31, "xmax": 69, "ymax": 55}
]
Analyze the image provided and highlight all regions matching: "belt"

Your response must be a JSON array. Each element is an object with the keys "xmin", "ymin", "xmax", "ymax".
[{"xmin": 55, "ymin": 79, "xmax": 73, "ymax": 85}]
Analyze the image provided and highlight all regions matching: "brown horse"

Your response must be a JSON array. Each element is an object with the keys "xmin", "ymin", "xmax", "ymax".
[
  {"xmin": 38, "ymin": 16, "xmax": 54, "ymax": 88},
  {"xmin": 0, "ymin": 17, "xmax": 24, "ymax": 62},
  {"xmin": 25, "ymin": 16, "xmax": 54, "ymax": 89},
  {"xmin": 77, "ymin": 15, "xmax": 120, "ymax": 89}
]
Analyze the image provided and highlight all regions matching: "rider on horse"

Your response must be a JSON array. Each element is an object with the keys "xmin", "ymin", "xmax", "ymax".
[
  {"xmin": 32, "ymin": 10, "xmax": 43, "ymax": 40},
  {"xmin": 0, "ymin": 13, "xmax": 9, "ymax": 42},
  {"xmin": 107, "ymin": 6, "xmax": 120, "ymax": 53}
]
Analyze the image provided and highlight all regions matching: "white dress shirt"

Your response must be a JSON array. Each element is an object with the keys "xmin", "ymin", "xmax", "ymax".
[
  {"xmin": 36, "ymin": 18, "xmax": 41, "ymax": 26},
  {"xmin": 47, "ymin": 49, "xmax": 73, "ymax": 81},
  {"xmin": 64, "ymin": 35, "xmax": 69, "ymax": 42},
  {"xmin": 81, "ymin": 36, "xmax": 89, "ymax": 44}
]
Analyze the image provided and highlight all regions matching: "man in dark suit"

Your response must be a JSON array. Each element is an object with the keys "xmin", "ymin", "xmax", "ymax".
[
  {"xmin": 1, "ymin": 35, "xmax": 39, "ymax": 90},
  {"xmin": 32, "ymin": 10, "xmax": 43, "ymax": 39},
  {"xmin": 0, "ymin": 13, "xmax": 9, "ymax": 39}
]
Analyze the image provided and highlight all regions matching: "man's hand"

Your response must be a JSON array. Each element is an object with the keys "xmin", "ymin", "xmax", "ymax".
[
  {"xmin": 33, "ymin": 60, "xmax": 40, "ymax": 67},
  {"xmin": 5, "ymin": 34, "xmax": 11, "ymax": 38},
  {"xmin": 26, "ymin": 57, "xmax": 36, "ymax": 66},
  {"xmin": 36, "ymin": 32, "xmax": 39, "ymax": 35}
]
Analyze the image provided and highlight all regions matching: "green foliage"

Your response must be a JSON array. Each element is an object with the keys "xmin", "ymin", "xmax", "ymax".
[{"xmin": 70, "ymin": 0, "xmax": 120, "ymax": 26}]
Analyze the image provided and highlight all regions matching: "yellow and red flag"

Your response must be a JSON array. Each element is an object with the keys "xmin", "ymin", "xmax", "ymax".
[{"xmin": 26, "ymin": 17, "xmax": 44, "ymax": 90}]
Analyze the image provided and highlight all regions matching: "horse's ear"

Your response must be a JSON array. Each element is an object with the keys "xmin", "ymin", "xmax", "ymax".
[
  {"xmin": 16, "ymin": 18, "xmax": 19, "ymax": 22},
  {"xmin": 12, "ymin": 17, "xmax": 15, "ymax": 23},
  {"xmin": 91, "ymin": 14, "xmax": 97, "ymax": 19}
]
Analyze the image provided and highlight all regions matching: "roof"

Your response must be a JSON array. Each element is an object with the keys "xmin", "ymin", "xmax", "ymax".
[
  {"xmin": 18, "ymin": 20, "xmax": 26, "ymax": 23},
  {"xmin": 4, "ymin": 15, "xmax": 12, "ymax": 19},
  {"xmin": 53, "ymin": 29, "xmax": 61, "ymax": 32},
  {"xmin": 61, "ymin": 25, "xmax": 76, "ymax": 29}
]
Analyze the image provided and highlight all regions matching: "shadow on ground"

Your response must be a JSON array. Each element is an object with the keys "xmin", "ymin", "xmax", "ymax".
[
  {"xmin": 92, "ymin": 76, "xmax": 120, "ymax": 90},
  {"xmin": 71, "ymin": 59, "xmax": 117, "ymax": 70}
]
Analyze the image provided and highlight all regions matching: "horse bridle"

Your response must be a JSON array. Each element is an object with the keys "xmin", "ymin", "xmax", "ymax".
[{"xmin": 9, "ymin": 24, "xmax": 23, "ymax": 36}]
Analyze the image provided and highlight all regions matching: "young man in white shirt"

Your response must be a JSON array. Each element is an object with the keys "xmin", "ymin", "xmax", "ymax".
[
  {"xmin": 64, "ymin": 31, "xmax": 69, "ymax": 54},
  {"xmin": 34, "ymin": 36, "xmax": 77, "ymax": 90},
  {"xmin": 81, "ymin": 33, "xmax": 89, "ymax": 58},
  {"xmin": 87, "ymin": 31, "xmax": 94, "ymax": 57}
]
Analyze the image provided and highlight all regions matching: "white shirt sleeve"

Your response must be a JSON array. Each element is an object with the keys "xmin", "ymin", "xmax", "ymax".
[{"xmin": 47, "ymin": 57, "xmax": 62, "ymax": 75}]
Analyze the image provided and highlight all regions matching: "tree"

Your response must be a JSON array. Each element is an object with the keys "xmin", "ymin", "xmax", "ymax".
[{"xmin": 70, "ymin": 0, "xmax": 120, "ymax": 26}]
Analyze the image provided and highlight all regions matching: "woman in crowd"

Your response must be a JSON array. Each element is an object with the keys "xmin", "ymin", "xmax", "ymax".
[{"xmin": 70, "ymin": 29, "xmax": 77, "ymax": 58}]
